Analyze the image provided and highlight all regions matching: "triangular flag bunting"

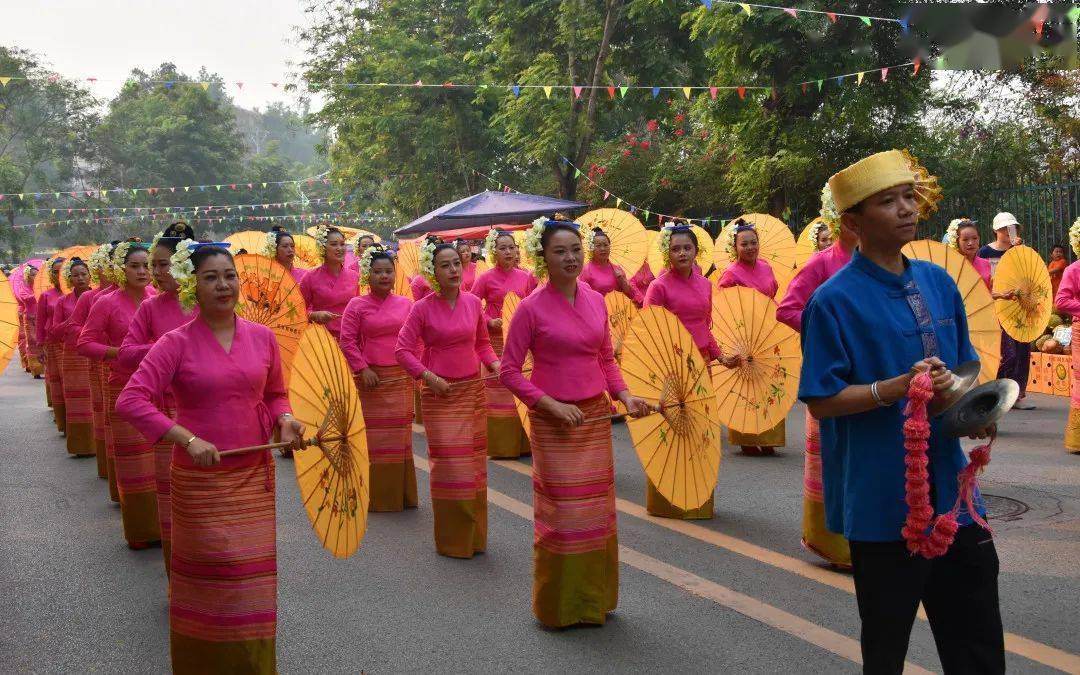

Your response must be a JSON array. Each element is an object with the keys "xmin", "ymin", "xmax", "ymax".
[
  {"xmin": 856, "ymin": 71, "xmax": 865, "ymax": 85},
  {"xmin": 619, "ymin": 86, "xmax": 628, "ymax": 98},
  {"xmin": 801, "ymin": 82, "xmax": 808, "ymax": 94},
  {"xmin": 739, "ymin": 3, "xmax": 752, "ymax": 15},
  {"xmin": 616, "ymin": 198, "xmax": 623, "ymax": 207},
  {"xmin": 574, "ymin": 168, "xmax": 582, "ymax": 179},
  {"xmin": 651, "ymin": 87, "xmax": 660, "ymax": 98},
  {"xmin": 512, "ymin": 85, "xmax": 520, "ymax": 97},
  {"xmin": 603, "ymin": 191, "xmax": 610, "ymax": 200},
  {"xmin": 199, "ymin": 82, "xmax": 209, "ymax": 91},
  {"xmin": 859, "ymin": 16, "xmax": 871, "ymax": 26},
  {"xmin": 643, "ymin": 210, "xmax": 650, "ymax": 221},
  {"xmin": 737, "ymin": 86, "xmax": 746, "ymax": 100},
  {"xmin": 783, "ymin": 8, "xmax": 797, "ymax": 18},
  {"xmin": 543, "ymin": 86, "xmax": 553, "ymax": 98},
  {"xmin": 573, "ymin": 86, "xmax": 583, "ymax": 99},
  {"xmin": 0, "ymin": 77, "xmax": 10, "ymax": 87},
  {"xmin": 881, "ymin": 68, "xmax": 888, "ymax": 81},
  {"xmin": 825, "ymin": 12, "xmax": 837, "ymax": 23},
  {"xmin": 607, "ymin": 86, "xmax": 616, "ymax": 99},
  {"xmin": 913, "ymin": 58, "xmax": 921, "ymax": 76},
  {"xmin": 682, "ymin": 87, "xmax": 692, "ymax": 99},
  {"xmin": 709, "ymin": 86, "xmax": 718, "ymax": 99}
]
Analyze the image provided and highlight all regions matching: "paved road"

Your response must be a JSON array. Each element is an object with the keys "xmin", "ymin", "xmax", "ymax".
[{"xmin": 1, "ymin": 361, "xmax": 1078, "ymax": 673}]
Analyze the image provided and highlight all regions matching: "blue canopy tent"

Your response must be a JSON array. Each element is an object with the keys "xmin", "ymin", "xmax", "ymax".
[{"xmin": 394, "ymin": 191, "xmax": 587, "ymax": 237}]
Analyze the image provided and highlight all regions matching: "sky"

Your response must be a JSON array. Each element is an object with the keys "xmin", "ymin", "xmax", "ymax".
[{"xmin": 0, "ymin": 0, "xmax": 315, "ymax": 111}]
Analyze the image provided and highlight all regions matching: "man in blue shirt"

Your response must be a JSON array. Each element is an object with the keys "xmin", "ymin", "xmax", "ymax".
[{"xmin": 799, "ymin": 150, "xmax": 1004, "ymax": 674}]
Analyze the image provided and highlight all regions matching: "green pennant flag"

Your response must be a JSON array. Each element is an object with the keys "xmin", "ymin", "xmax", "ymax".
[
  {"xmin": 216, "ymin": 185, "xmax": 222, "ymax": 191},
  {"xmin": 54, "ymin": 192, "xmax": 61, "ymax": 199},
  {"xmin": 935, "ymin": 56, "xmax": 946, "ymax": 70},
  {"xmin": 859, "ymin": 16, "xmax": 871, "ymax": 26},
  {"xmin": 574, "ymin": 168, "xmax": 582, "ymax": 179},
  {"xmin": 131, "ymin": 189, "xmax": 138, "ymax": 197},
  {"xmin": 643, "ymin": 210, "xmax": 650, "ymax": 221},
  {"xmin": 619, "ymin": 86, "xmax": 628, "ymax": 98}
]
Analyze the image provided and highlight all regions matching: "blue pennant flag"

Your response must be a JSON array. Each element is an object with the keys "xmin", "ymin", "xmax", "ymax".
[{"xmin": 651, "ymin": 87, "xmax": 660, "ymax": 98}]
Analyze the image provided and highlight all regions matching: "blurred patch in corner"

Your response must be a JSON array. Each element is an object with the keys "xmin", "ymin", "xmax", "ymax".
[{"xmin": 902, "ymin": 3, "xmax": 1077, "ymax": 70}]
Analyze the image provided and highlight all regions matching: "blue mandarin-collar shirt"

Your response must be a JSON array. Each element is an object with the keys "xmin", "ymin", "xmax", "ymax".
[{"xmin": 798, "ymin": 251, "xmax": 984, "ymax": 542}]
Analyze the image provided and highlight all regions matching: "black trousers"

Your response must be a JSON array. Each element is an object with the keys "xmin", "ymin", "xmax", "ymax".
[{"xmin": 849, "ymin": 525, "xmax": 1005, "ymax": 675}]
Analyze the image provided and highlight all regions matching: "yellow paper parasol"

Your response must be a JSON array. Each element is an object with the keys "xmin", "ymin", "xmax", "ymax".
[
  {"xmin": 287, "ymin": 324, "xmax": 370, "ymax": 558},
  {"xmin": 502, "ymin": 291, "xmax": 532, "ymax": 435},
  {"xmin": 711, "ymin": 286, "xmax": 801, "ymax": 434},
  {"xmin": 510, "ymin": 230, "xmax": 534, "ymax": 269},
  {"xmin": 392, "ymin": 264, "xmax": 412, "ymax": 299},
  {"xmin": 648, "ymin": 224, "xmax": 713, "ymax": 274},
  {"xmin": 292, "ymin": 233, "xmax": 322, "ymax": 269},
  {"xmin": 56, "ymin": 245, "xmax": 100, "ymax": 293},
  {"xmin": 396, "ymin": 240, "xmax": 420, "ymax": 280},
  {"xmin": 224, "ymin": 230, "xmax": 267, "ymax": 255},
  {"xmin": 713, "ymin": 214, "xmax": 799, "ymax": 301},
  {"xmin": 621, "ymin": 305, "xmax": 721, "ymax": 511},
  {"xmin": 605, "ymin": 291, "xmax": 638, "ymax": 359},
  {"xmin": 474, "ymin": 258, "xmax": 491, "ymax": 276},
  {"xmin": 0, "ymin": 270, "xmax": 20, "ymax": 374},
  {"xmin": 233, "ymin": 254, "xmax": 308, "ymax": 383},
  {"xmin": 577, "ymin": 208, "xmax": 649, "ymax": 277},
  {"xmin": 795, "ymin": 217, "xmax": 828, "ymax": 268},
  {"xmin": 993, "ymin": 245, "xmax": 1053, "ymax": 344},
  {"xmin": 902, "ymin": 240, "xmax": 1002, "ymax": 384}
]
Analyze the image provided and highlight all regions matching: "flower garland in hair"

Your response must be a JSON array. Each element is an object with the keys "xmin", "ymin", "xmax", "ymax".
[
  {"xmin": 87, "ymin": 244, "xmax": 109, "ymax": 285},
  {"xmin": 263, "ymin": 230, "xmax": 279, "ymax": 257},
  {"xmin": 484, "ymin": 228, "xmax": 503, "ymax": 265},
  {"xmin": 170, "ymin": 239, "xmax": 198, "ymax": 309},
  {"xmin": 22, "ymin": 262, "xmax": 36, "ymax": 286},
  {"xmin": 819, "ymin": 182, "xmax": 840, "ymax": 236},
  {"xmin": 60, "ymin": 257, "xmax": 76, "ymax": 286},
  {"xmin": 943, "ymin": 219, "xmax": 963, "ymax": 252},
  {"xmin": 581, "ymin": 227, "xmax": 597, "ymax": 260},
  {"xmin": 111, "ymin": 240, "xmax": 138, "ymax": 286},
  {"xmin": 658, "ymin": 226, "xmax": 674, "ymax": 269},
  {"xmin": 523, "ymin": 217, "xmax": 548, "ymax": 281},
  {"xmin": 418, "ymin": 237, "xmax": 440, "ymax": 294},
  {"xmin": 313, "ymin": 221, "xmax": 331, "ymax": 257},
  {"xmin": 809, "ymin": 219, "xmax": 831, "ymax": 252},
  {"xmin": 358, "ymin": 244, "xmax": 381, "ymax": 288},
  {"xmin": 1070, "ymin": 217, "xmax": 1080, "ymax": 259}
]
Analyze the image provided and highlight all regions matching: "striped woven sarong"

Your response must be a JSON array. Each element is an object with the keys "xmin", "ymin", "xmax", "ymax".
[
  {"xmin": 156, "ymin": 396, "xmax": 177, "ymax": 574},
  {"xmin": 485, "ymin": 330, "xmax": 530, "ymax": 459},
  {"xmin": 528, "ymin": 394, "xmax": 618, "ymax": 628},
  {"xmin": 800, "ymin": 409, "xmax": 851, "ymax": 568},
  {"xmin": 421, "ymin": 377, "xmax": 487, "ymax": 558},
  {"xmin": 46, "ymin": 343, "xmax": 65, "ymax": 431},
  {"xmin": 103, "ymin": 364, "xmax": 119, "ymax": 501},
  {"xmin": 17, "ymin": 310, "xmax": 28, "ymax": 372},
  {"xmin": 90, "ymin": 361, "xmax": 107, "ymax": 478},
  {"xmin": 1066, "ymin": 347, "xmax": 1080, "ymax": 454},
  {"xmin": 23, "ymin": 314, "xmax": 43, "ymax": 378},
  {"xmin": 107, "ymin": 380, "xmax": 160, "ymax": 547},
  {"xmin": 170, "ymin": 457, "xmax": 276, "ymax": 674},
  {"xmin": 61, "ymin": 346, "xmax": 94, "ymax": 456},
  {"xmin": 358, "ymin": 364, "xmax": 418, "ymax": 512}
]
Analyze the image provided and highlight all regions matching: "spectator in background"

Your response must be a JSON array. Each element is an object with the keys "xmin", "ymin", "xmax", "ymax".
[{"xmin": 1049, "ymin": 243, "xmax": 1068, "ymax": 302}]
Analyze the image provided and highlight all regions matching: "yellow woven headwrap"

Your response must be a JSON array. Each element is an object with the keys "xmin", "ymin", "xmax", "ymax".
[{"xmin": 827, "ymin": 149, "xmax": 943, "ymax": 220}]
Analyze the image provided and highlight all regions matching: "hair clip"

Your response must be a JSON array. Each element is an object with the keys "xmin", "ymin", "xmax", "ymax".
[{"xmin": 186, "ymin": 241, "xmax": 232, "ymax": 251}]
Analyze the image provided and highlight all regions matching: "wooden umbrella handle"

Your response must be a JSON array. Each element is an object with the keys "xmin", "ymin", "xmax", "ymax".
[
  {"xmin": 218, "ymin": 434, "xmax": 346, "ymax": 457},
  {"xmin": 580, "ymin": 402, "xmax": 681, "ymax": 425}
]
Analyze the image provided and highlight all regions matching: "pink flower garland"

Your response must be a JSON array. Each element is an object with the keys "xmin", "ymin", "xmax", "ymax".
[{"xmin": 901, "ymin": 372, "xmax": 993, "ymax": 559}]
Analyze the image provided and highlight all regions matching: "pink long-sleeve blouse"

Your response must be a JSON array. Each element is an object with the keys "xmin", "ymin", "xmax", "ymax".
[
  {"xmin": 117, "ymin": 291, "xmax": 197, "ymax": 372},
  {"xmin": 776, "ymin": 243, "xmax": 853, "ymax": 332},
  {"xmin": 409, "ymin": 275, "xmax": 433, "ymax": 302},
  {"xmin": 970, "ymin": 255, "xmax": 992, "ymax": 290},
  {"xmin": 717, "ymin": 258, "xmax": 779, "ymax": 298},
  {"xmin": 116, "ymin": 317, "xmax": 291, "ymax": 470},
  {"xmin": 77, "ymin": 287, "xmax": 152, "ymax": 384},
  {"xmin": 1054, "ymin": 261, "xmax": 1080, "ymax": 319},
  {"xmin": 643, "ymin": 270, "xmax": 722, "ymax": 361},
  {"xmin": 461, "ymin": 261, "xmax": 478, "ymax": 293},
  {"xmin": 630, "ymin": 261, "xmax": 656, "ymax": 301},
  {"xmin": 395, "ymin": 291, "xmax": 497, "ymax": 380},
  {"xmin": 471, "ymin": 266, "xmax": 538, "ymax": 321},
  {"xmin": 36, "ymin": 287, "xmax": 63, "ymax": 347},
  {"xmin": 580, "ymin": 261, "xmax": 644, "ymax": 305},
  {"xmin": 48, "ymin": 292, "xmax": 79, "ymax": 344},
  {"xmin": 288, "ymin": 266, "xmax": 308, "ymax": 286},
  {"xmin": 499, "ymin": 281, "xmax": 628, "ymax": 408},
  {"xmin": 62, "ymin": 286, "xmax": 116, "ymax": 348},
  {"xmin": 298, "ymin": 263, "xmax": 359, "ymax": 338},
  {"xmin": 340, "ymin": 292, "xmax": 412, "ymax": 372}
]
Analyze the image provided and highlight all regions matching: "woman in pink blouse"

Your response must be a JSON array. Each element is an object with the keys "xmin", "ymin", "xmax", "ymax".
[
  {"xmin": 17, "ymin": 263, "xmax": 44, "ymax": 379},
  {"xmin": 52, "ymin": 257, "xmax": 95, "ymax": 457},
  {"xmin": 266, "ymin": 225, "xmax": 307, "ymax": 285},
  {"xmin": 298, "ymin": 225, "xmax": 358, "ymax": 341},
  {"xmin": 642, "ymin": 224, "xmax": 733, "ymax": 520},
  {"xmin": 717, "ymin": 221, "xmax": 783, "ymax": 455},
  {"xmin": 117, "ymin": 243, "xmax": 302, "ymax": 673},
  {"xmin": 78, "ymin": 240, "xmax": 160, "ymax": 547},
  {"xmin": 456, "ymin": 239, "xmax": 479, "ymax": 293},
  {"xmin": 395, "ymin": 241, "xmax": 498, "ymax": 558},
  {"xmin": 1055, "ymin": 247, "xmax": 1080, "ymax": 454},
  {"xmin": 629, "ymin": 260, "xmax": 655, "ymax": 301},
  {"xmin": 471, "ymin": 229, "xmax": 537, "ymax": 459},
  {"xmin": 115, "ymin": 223, "xmax": 198, "ymax": 571},
  {"xmin": 37, "ymin": 258, "xmax": 66, "ymax": 431},
  {"xmin": 341, "ymin": 245, "xmax": 418, "ymax": 512},
  {"xmin": 580, "ymin": 227, "xmax": 644, "ymax": 305},
  {"xmin": 500, "ymin": 217, "xmax": 649, "ymax": 628}
]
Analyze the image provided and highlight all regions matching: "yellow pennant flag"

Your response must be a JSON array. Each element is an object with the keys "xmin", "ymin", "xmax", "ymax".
[
  {"xmin": 616, "ymin": 197, "xmax": 623, "ymax": 207},
  {"xmin": 0, "ymin": 77, "xmax": 10, "ymax": 87},
  {"xmin": 856, "ymin": 71, "xmax": 865, "ymax": 85},
  {"xmin": 682, "ymin": 87, "xmax": 692, "ymax": 99},
  {"xmin": 739, "ymin": 3, "xmax": 752, "ymax": 15},
  {"xmin": 200, "ymin": 82, "xmax": 210, "ymax": 91},
  {"xmin": 543, "ymin": 86, "xmax": 553, "ymax": 99}
]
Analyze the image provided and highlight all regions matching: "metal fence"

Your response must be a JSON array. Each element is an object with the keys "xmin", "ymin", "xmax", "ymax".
[{"xmin": 920, "ymin": 180, "xmax": 1080, "ymax": 259}]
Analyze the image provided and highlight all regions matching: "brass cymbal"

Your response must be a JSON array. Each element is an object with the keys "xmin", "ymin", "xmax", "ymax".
[
  {"xmin": 927, "ymin": 360, "xmax": 982, "ymax": 417},
  {"xmin": 940, "ymin": 378, "xmax": 1020, "ymax": 438}
]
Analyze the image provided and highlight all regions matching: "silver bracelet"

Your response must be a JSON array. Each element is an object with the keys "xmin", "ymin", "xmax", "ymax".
[{"xmin": 870, "ymin": 380, "xmax": 893, "ymax": 407}]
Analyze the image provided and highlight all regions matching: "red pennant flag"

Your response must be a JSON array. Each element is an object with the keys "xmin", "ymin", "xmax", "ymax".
[
  {"xmin": 573, "ymin": 86, "xmax": 583, "ymax": 99},
  {"xmin": 825, "ymin": 11, "xmax": 837, "ymax": 22},
  {"xmin": 607, "ymin": 86, "xmax": 616, "ymax": 99},
  {"xmin": 149, "ymin": 188, "xmax": 158, "ymax": 195},
  {"xmin": 913, "ymin": 58, "xmax": 921, "ymax": 76},
  {"xmin": 709, "ymin": 86, "xmax": 718, "ymax": 99},
  {"xmin": 737, "ymin": 86, "xmax": 746, "ymax": 100},
  {"xmin": 69, "ymin": 191, "xmax": 78, "ymax": 197},
  {"xmin": 230, "ymin": 184, "xmax": 237, "ymax": 190},
  {"xmin": 236, "ymin": 82, "xmax": 244, "ymax": 89},
  {"xmin": 801, "ymin": 82, "xmax": 808, "ymax": 94},
  {"xmin": 881, "ymin": 68, "xmax": 888, "ymax": 81},
  {"xmin": 442, "ymin": 81, "xmax": 454, "ymax": 87},
  {"xmin": 783, "ymin": 8, "xmax": 797, "ymax": 17}
]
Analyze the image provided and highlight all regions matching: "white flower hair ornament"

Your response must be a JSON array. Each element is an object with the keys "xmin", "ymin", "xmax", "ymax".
[
  {"xmin": 523, "ymin": 217, "xmax": 548, "ymax": 281},
  {"xmin": 170, "ymin": 239, "xmax": 199, "ymax": 309},
  {"xmin": 1070, "ymin": 217, "xmax": 1080, "ymax": 259},
  {"xmin": 87, "ymin": 244, "xmax": 110, "ymax": 285},
  {"xmin": 111, "ymin": 240, "xmax": 147, "ymax": 286},
  {"xmin": 819, "ymin": 182, "xmax": 841, "ymax": 236},
  {"xmin": 418, "ymin": 237, "xmax": 441, "ymax": 294},
  {"xmin": 943, "ymin": 219, "xmax": 964, "ymax": 252},
  {"xmin": 358, "ymin": 244, "xmax": 386, "ymax": 288},
  {"xmin": 484, "ymin": 228, "xmax": 506, "ymax": 265},
  {"xmin": 808, "ymin": 219, "xmax": 832, "ymax": 253},
  {"xmin": 723, "ymin": 219, "xmax": 755, "ymax": 262},
  {"xmin": 61, "ymin": 257, "xmax": 76, "ymax": 286},
  {"xmin": 313, "ymin": 221, "xmax": 331, "ymax": 257},
  {"xmin": 659, "ymin": 223, "xmax": 694, "ymax": 268},
  {"xmin": 22, "ymin": 262, "xmax": 37, "ymax": 286},
  {"xmin": 263, "ymin": 230, "xmax": 280, "ymax": 257}
]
